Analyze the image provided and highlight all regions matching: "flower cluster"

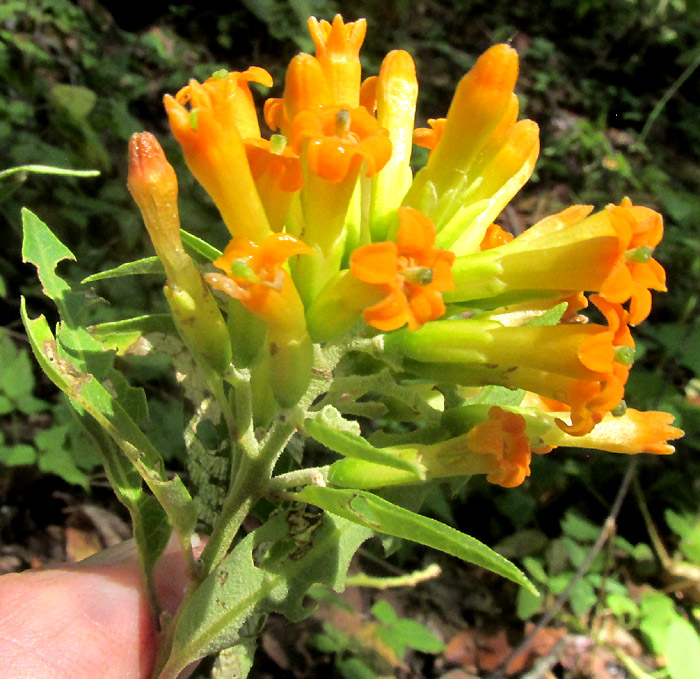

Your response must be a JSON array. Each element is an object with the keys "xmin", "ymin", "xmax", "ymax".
[{"xmin": 129, "ymin": 15, "xmax": 681, "ymax": 490}]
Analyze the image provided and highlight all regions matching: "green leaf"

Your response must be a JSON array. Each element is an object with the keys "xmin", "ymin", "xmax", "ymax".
[
  {"xmin": 180, "ymin": 228, "xmax": 222, "ymax": 261},
  {"xmin": 157, "ymin": 511, "xmax": 371, "ymax": 679},
  {"xmin": 371, "ymin": 600, "xmax": 398, "ymax": 625},
  {"xmin": 665, "ymin": 615, "xmax": 700, "ymax": 679},
  {"xmin": 666, "ymin": 510, "xmax": 700, "ymax": 563},
  {"xmin": 21, "ymin": 207, "xmax": 75, "ymax": 307},
  {"xmin": 82, "ymin": 256, "xmax": 164, "ymax": 283},
  {"xmin": 522, "ymin": 556, "xmax": 548, "ymax": 583},
  {"xmin": 0, "ymin": 444, "xmax": 37, "ymax": 466},
  {"xmin": 21, "ymin": 301, "xmax": 196, "ymax": 550},
  {"xmin": 665, "ymin": 509, "xmax": 693, "ymax": 538},
  {"xmin": 305, "ymin": 412, "xmax": 426, "ymax": 480},
  {"xmin": 308, "ymin": 633, "xmax": 341, "ymax": 654},
  {"xmin": 568, "ymin": 578, "xmax": 596, "ymax": 617},
  {"xmin": 38, "ymin": 446, "xmax": 90, "ymax": 488},
  {"xmin": 294, "ymin": 486, "xmax": 536, "ymax": 594},
  {"xmin": 640, "ymin": 591, "xmax": 676, "ymax": 655},
  {"xmin": 526, "ymin": 302, "xmax": 568, "ymax": 327},
  {"xmin": 516, "ymin": 585, "xmax": 542, "ymax": 620},
  {"xmin": 606, "ymin": 592, "xmax": 639, "ymax": 623},
  {"xmin": 388, "ymin": 618, "xmax": 444, "ymax": 654},
  {"xmin": 0, "ymin": 335, "xmax": 35, "ymax": 401},
  {"xmin": 89, "ymin": 314, "xmax": 177, "ymax": 354},
  {"xmin": 336, "ymin": 657, "xmax": 376, "ymax": 679},
  {"xmin": 51, "ymin": 84, "xmax": 97, "ymax": 119},
  {"xmin": 561, "ymin": 511, "xmax": 601, "ymax": 543}
]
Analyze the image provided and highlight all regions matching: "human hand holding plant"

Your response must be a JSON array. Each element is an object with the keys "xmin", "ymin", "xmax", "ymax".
[{"xmin": 19, "ymin": 14, "xmax": 682, "ymax": 678}]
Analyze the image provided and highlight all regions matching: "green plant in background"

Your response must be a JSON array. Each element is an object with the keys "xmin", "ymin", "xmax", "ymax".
[
  {"xmin": 308, "ymin": 595, "xmax": 444, "ymax": 679},
  {"xmin": 0, "ymin": 327, "xmax": 99, "ymax": 488},
  {"xmin": 0, "ymin": 164, "xmax": 102, "ymax": 487},
  {"xmin": 500, "ymin": 480, "xmax": 700, "ymax": 679},
  {"xmin": 12, "ymin": 10, "xmax": 691, "ymax": 679}
]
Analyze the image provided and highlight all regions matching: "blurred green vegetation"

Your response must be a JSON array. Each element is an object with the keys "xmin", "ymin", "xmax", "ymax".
[{"xmin": 1, "ymin": 0, "xmax": 699, "ymax": 672}]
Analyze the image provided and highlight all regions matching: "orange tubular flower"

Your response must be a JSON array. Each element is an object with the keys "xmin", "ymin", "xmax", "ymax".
[
  {"xmin": 245, "ymin": 136, "xmax": 303, "ymax": 231},
  {"xmin": 599, "ymin": 199, "xmax": 667, "ymax": 325},
  {"xmin": 127, "ymin": 132, "xmax": 184, "ymax": 278},
  {"xmin": 350, "ymin": 207, "xmax": 456, "ymax": 331},
  {"xmin": 554, "ymin": 296, "xmax": 633, "ymax": 435},
  {"xmin": 308, "ymin": 15, "xmax": 367, "ymax": 108},
  {"xmin": 265, "ymin": 53, "xmax": 332, "ymax": 137},
  {"xmin": 206, "ymin": 233, "xmax": 311, "ymax": 333},
  {"xmin": 403, "ymin": 44, "xmax": 530, "ymax": 236},
  {"xmin": 127, "ymin": 132, "xmax": 232, "ymax": 373},
  {"xmin": 164, "ymin": 68, "xmax": 272, "ymax": 242},
  {"xmin": 291, "ymin": 105, "xmax": 392, "ymax": 182},
  {"xmin": 467, "ymin": 406, "xmax": 533, "ymax": 488},
  {"xmin": 480, "ymin": 223, "xmax": 514, "ymax": 250},
  {"xmin": 545, "ymin": 408, "xmax": 683, "ymax": 456},
  {"xmin": 245, "ymin": 138, "xmax": 303, "ymax": 193},
  {"xmin": 413, "ymin": 118, "xmax": 446, "ymax": 150}
]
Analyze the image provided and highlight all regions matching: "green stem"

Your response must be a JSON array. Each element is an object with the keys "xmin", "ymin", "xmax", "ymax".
[
  {"xmin": 196, "ymin": 411, "xmax": 297, "ymax": 577},
  {"xmin": 267, "ymin": 465, "xmax": 330, "ymax": 492},
  {"xmin": 0, "ymin": 164, "xmax": 100, "ymax": 180},
  {"xmin": 639, "ymin": 50, "xmax": 700, "ymax": 145},
  {"xmin": 196, "ymin": 453, "xmax": 264, "ymax": 578},
  {"xmin": 345, "ymin": 563, "xmax": 442, "ymax": 589},
  {"xmin": 257, "ymin": 410, "xmax": 298, "ymax": 462},
  {"xmin": 227, "ymin": 367, "xmax": 258, "ymax": 459}
]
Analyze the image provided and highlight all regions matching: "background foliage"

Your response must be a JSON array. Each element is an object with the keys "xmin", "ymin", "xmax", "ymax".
[{"xmin": 2, "ymin": 0, "xmax": 699, "ymax": 676}]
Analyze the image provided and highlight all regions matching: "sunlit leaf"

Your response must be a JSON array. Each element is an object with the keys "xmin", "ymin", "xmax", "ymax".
[
  {"xmin": 295, "ymin": 486, "xmax": 536, "ymax": 593},
  {"xmin": 156, "ymin": 511, "xmax": 371, "ymax": 679}
]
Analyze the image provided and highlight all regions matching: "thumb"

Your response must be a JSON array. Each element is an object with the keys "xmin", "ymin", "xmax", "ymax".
[{"xmin": 0, "ymin": 534, "xmax": 201, "ymax": 679}]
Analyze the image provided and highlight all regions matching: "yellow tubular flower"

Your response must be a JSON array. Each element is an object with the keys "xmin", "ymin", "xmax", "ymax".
[
  {"xmin": 164, "ymin": 68, "xmax": 272, "ymax": 242},
  {"xmin": 539, "ymin": 408, "xmax": 683, "ymax": 455},
  {"xmin": 446, "ymin": 200, "xmax": 667, "ymax": 317},
  {"xmin": 386, "ymin": 296, "xmax": 635, "ymax": 436},
  {"xmin": 403, "ymin": 45, "xmax": 527, "ymax": 232},
  {"xmin": 308, "ymin": 15, "xmax": 367, "ymax": 108},
  {"xmin": 370, "ymin": 50, "xmax": 419, "ymax": 240}
]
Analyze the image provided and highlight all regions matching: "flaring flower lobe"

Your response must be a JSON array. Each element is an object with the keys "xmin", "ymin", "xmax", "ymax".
[{"xmin": 350, "ymin": 207, "xmax": 455, "ymax": 331}]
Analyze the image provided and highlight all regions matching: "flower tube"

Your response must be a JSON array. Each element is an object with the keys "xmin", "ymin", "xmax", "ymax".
[
  {"xmin": 329, "ymin": 406, "xmax": 534, "ymax": 489},
  {"xmin": 369, "ymin": 50, "xmax": 419, "ymax": 240},
  {"xmin": 308, "ymin": 15, "xmax": 367, "ymax": 109},
  {"xmin": 402, "ymin": 44, "xmax": 537, "ymax": 243},
  {"xmin": 164, "ymin": 69, "xmax": 272, "ymax": 243},
  {"xmin": 206, "ymin": 233, "xmax": 313, "ymax": 406},
  {"xmin": 445, "ymin": 200, "xmax": 666, "ymax": 321},
  {"xmin": 127, "ymin": 132, "xmax": 231, "ymax": 373},
  {"xmin": 384, "ymin": 297, "xmax": 635, "ymax": 435}
]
